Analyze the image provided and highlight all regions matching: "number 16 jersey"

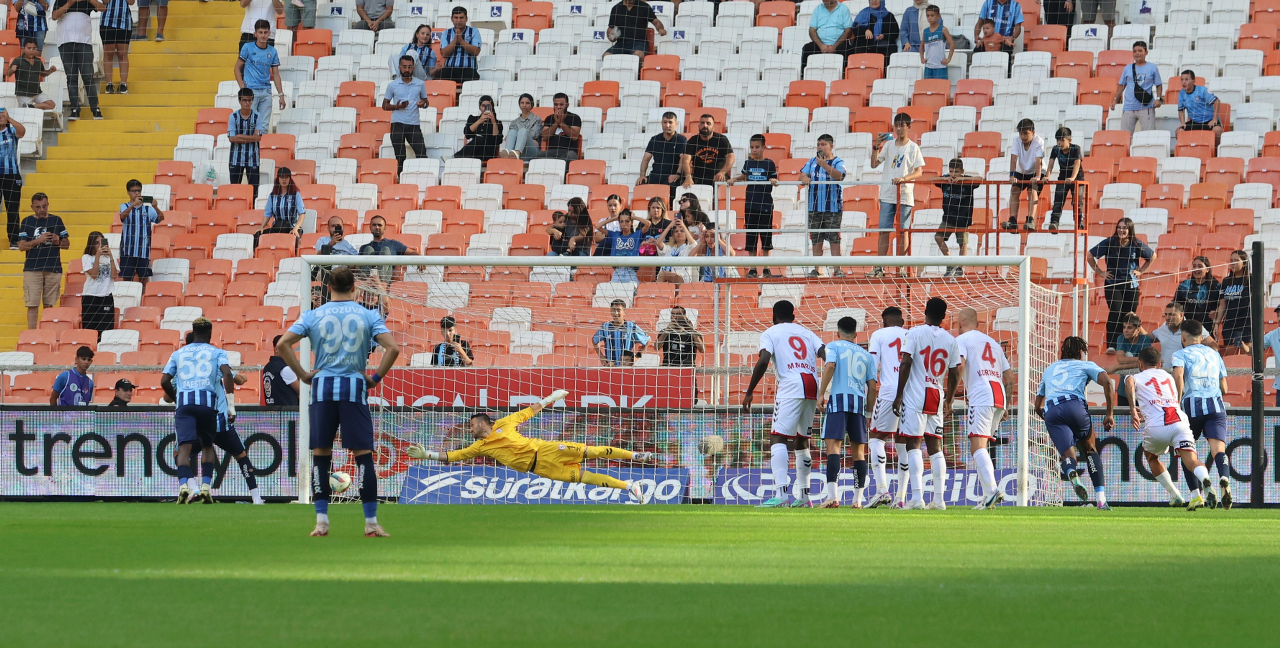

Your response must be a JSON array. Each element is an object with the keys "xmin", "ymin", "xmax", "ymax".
[
  {"xmin": 760, "ymin": 322, "xmax": 824, "ymax": 400},
  {"xmin": 901, "ymin": 324, "xmax": 960, "ymax": 415},
  {"xmin": 288, "ymin": 299, "xmax": 391, "ymax": 402}
]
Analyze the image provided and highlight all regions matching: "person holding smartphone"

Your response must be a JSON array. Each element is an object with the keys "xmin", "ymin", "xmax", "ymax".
[
  {"xmin": 18, "ymin": 192, "xmax": 68, "ymax": 329},
  {"xmin": 454, "ymin": 94, "xmax": 503, "ymax": 162},
  {"xmin": 117, "ymin": 178, "xmax": 163, "ymax": 283},
  {"xmin": 80, "ymin": 230, "xmax": 118, "ymax": 335},
  {"xmin": 432, "ymin": 315, "xmax": 474, "ymax": 367}
]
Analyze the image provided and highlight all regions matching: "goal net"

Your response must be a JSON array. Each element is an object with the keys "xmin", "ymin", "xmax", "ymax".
[{"xmin": 296, "ymin": 254, "xmax": 1063, "ymax": 507}]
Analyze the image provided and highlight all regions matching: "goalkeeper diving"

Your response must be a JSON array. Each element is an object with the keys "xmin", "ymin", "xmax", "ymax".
[{"xmin": 406, "ymin": 390, "xmax": 656, "ymax": 503}]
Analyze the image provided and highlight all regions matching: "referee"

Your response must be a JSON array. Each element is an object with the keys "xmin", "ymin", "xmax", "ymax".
[{"xmin": 1176, "ymin": 70, "xmax": 1222, "ymax": 142}]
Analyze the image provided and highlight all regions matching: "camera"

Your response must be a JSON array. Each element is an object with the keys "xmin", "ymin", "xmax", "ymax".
[
  {"xmin": 332, "ymin": 223, "xmax": 343, "ymax": 236},
  {"xmin": 142, "ymin": 196, "xmax": 153, "ymax": 204}
]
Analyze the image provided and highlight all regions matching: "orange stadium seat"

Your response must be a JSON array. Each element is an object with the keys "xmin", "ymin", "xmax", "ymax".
[
  {"xmin": 1143, "ymin": 184, "xmax": 1184, "ymax": 210},
  {"xmin": 244, "ymin": 306, "xmax": 286, "ymax": 332},
  {"xmin": 337, "ymin": 133, "xmax": 378, "ymax": 161},
  {"xmin": 224, "ymin": 282, "xmax": 268, "ymax": 309},
  {"xmin": 424, "ymin": 185, "xmax": 463, "ymax": 210},
  {"xmin": 786, "ymin": 80, "xmax": 826, "ymax": 110},
  {"xmin": 505, "ymin": 184, "xmax": 545, "ymax": 211},
  {"xmin": 567, "ymin": 159, "xmax": 607, "ymax": 186},
  {"xmin": 154, "ymin": 210, "xmax": 192, "ymax": 236},
  {"xmin": 233, "ymin": 257, "xmax": 275, "ymax": 285},
  {"xmin": 1095, "ymin": 50, "xmax": 1131, "ymax": 78},
  {"xmin": 757, "ymin": 1, "xmax": 795, "ymax": 28},
  {"xmin": 513, "ymin": 2, "xmax": 553, "ymax": 30},
  {"xmin": 192, "ymin": 211, "xmax": 235, "ymax": 236},
  {"xmin": 194, "ymin": 108, "xmax": 232, "ymax": 136},
  {"xmin": 380, "ymin": 185, "xmax": 419, "ymax": 211},
  {"xmin": 235, "ymin": 209, "xmax": 264, "ymax": 234},
  {"xmin": 762, "ymin": 133, "xmax": 791, "ymax": 163},
  {"xmin": 336, "ymin": 81, "xmax": 376, "ymax": 109},
  {"xmin": 1175, "ymin": 131, "xmax": 1216, "ymax": 162},
  {"xmin": 154, "ymin": 161, "xmax": 194, "ymax": 188},
  {"xmin": 171, "ymin": 233, "xmax": 213, "ymax": 262},
  {"xmin": 580, "ymin": 80, "xmax": 620, "ymax": 110},
  {"xmin": 120, "ymin": 307, "xmax": 162, "ymax": 331},
  {"xmin": 292, "ymin": 29, "xmax": 332, "ymax": 59},
  {"xmin": 259, "ymin": 134, "xmax": 295, "ymax": 165},
  {"xmin": 357, "ymin": 108, "xmax": 393, "ymax": 138},
  {"xmin": 184, "ymin": 281, "xmax": 225, "ymax": 309},
  {"xmin": 1077, "ymin": 77, "xmax": 1117, "ymax": 106},
  {"xmin": 852, "ymin": 106, "xmax": 892, "ymax": 133},
  {"xmin": 1024, "ymin": 24, "xmax": 1066, "ymax": 52},
  {"xmin": 483, "ymin": 158, "xmax": 524, "ymax": 189},
  {"xmin": 509, "ymin": 233, "xmax": 549, "ymax": 255},
  {"xmin": 1090, "ymin": 131, "xmax": 1131, "ymax": 159},
  {"xmin": 1263, "ymin": 132, "xmax": 1280, "ymax": 158},
  {"xmin": 1204, "ymin": 158, "xmax": 1244, "ymax": 189},
  {"xmin": 142, "ymin": 281, "xmax": 185, "ymax": 308},
  {"xmin": 300, "ymin": 184, "xmax": 336, "ymax": 211},
  {"xmin": 827, "ymin": 79, "xmax": 866, "ymax": 109},
  {"xmin": 962, "ymin": 132, "xmax": 1003, "ymax": 161},
  {"xmin": 844, "ymin": 54, "xmax": 884, "ymax": 91},
  {"xmin": 1239, "ymin": 23, "xmax": 1278, "ymax": 51},
  {"xmin": 193, "ymin": 259, "xmax": 234, "ymax": 284},
  {"xmin": 138, "ymin": 329, "xmax": 181, "ymax": 355},
  {"xmin": 425, "ymin": 232, "xmax": 468, "ymax": 255},
  {"xmin": 1053, "ymin": 51, "xmax": 1093, "ymax": 82},
  {"xmin": 17, "ymin": 329, "xmax": 57, "ymax": 353},
  {"xmin": 1246, "ymin": 157, "xmax": 1280, "ymax": 188},
  {"xmin": 1116, "ymin": 157, "xmax": 1156, "ymax": 186},
  {"xmin": 358, "ymin": 158, "xmax": 399, "ymax": 186},
  {"xmin": 953, "ymin": 79, "xmax": 992, "ymax": 108},
  {"xmin": 255, "ymin": 234, "xmax": 297, "ymax": 264},
  {"xmin": 910, "ymin": 79, "xmax": 950, "ymax": 112},
  {"xmin": 662, "ymin": 80, "xmax": 703, "ymax": 111},
  {"xmin": 424, "ymin": 80, "xmax": 457, "ymax": 109},
  {"xmin": 173, "ymin": 184, "xmax": 213, "ymax": 211},
  {"xmin": 215, "ymin": 184, "xmax": 255, "ymax": 212},
  {"xmin": 640, "ymin": 54, "xmax": 680, "ymax": 87}
]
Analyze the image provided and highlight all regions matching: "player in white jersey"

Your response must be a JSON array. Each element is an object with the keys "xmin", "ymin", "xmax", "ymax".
[
  {"xmin": 1126, "ymin": 347, "xmax": 1215, "ymax": 510},
  {"xmin": 743, "ymin": 300, "xmax": 826, "ymax": 508},
  {"xmin": 816, "ymin": 316, "xmax": 878, "ymax": 508},
  {"xmin": 866, "ymin": 307, "xmax": 907, "ymax": 507},
  {"xmin": 892, "ymin": 297, "xmax": 961, "ymax": 510},
  {"xmin": 954, "ymin": 308, "xmax": 1015, "ymax": 510}
]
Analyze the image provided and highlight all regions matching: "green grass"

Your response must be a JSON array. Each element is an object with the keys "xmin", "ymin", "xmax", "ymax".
[{"xmin": 2, "ymin": 504, "xmax": 1279, "ymax": 647}]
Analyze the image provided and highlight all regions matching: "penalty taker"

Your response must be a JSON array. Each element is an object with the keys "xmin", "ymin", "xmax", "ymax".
[{"xmin": 407, "ymin": 390, "xmax": 656, "ymax": 503}]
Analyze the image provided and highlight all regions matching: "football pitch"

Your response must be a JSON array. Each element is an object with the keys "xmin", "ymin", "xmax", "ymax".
[{"xmin": 2, "ymin": 504, "xmax": 1278, "ymax": 647}]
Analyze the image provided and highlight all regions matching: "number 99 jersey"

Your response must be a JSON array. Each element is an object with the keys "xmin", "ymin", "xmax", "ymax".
[{"xmin": 288, "ymin": 300, "xmax": 391, "ymax": 403}]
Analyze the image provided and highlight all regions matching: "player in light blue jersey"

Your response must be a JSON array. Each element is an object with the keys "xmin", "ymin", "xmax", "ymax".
[
  {"xmin": 161, "ymin": 318, "xmax": 234, "ymax": 505},
  {"xmin": 277, "ymin": 267, "xmax": 400, "ymax": 538},
  {"xmin": 1171, "ymin": 319, "xmax": 1230, "ymax": 509},
  {"xmin": 816, "ymin": 316, "xmax": 879, "ymax": 508},
  {"xmin": 1034, "ymin": 336, "xmax": 1116, "ymax": 509}
]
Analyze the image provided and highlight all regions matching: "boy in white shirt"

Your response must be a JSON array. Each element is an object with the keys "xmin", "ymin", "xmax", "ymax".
[
  {"xmin": 868, "ymin": 112, "xmax": 924, "ymax": 278},
  {"xmin": 1005, "ymin": 118, "xmax": 1044, "ymax": 231}
]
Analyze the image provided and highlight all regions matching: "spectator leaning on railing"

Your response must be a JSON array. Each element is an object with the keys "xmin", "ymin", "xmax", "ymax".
[
  {"xmin": 50, "ymin": 345, "xmax": 94, "ymax": 405},
  {"xmin": 0, "ymin": 107, "xmax": 26, "ymax": 249},
  {"xmin": 935, "ymin": 158, "xmax": 979, "ymax": 278},
  {"xmin": 1045, "ymin": 126, "xmax": 1082, "ymax": 231},
  {"xmin": 118, "ymin": 178, "xmax": 164, "ymax": 283},
  {"xmin": 19, "ymin": 193, "xmax": 67, "ymax": 330},
  {"xmin": 80, "ymin": 231, "xmax": 119, "ymax": 336},
  {"xmin": 594, "ymin": 299, "xmax": 650, "ymax": 367}
]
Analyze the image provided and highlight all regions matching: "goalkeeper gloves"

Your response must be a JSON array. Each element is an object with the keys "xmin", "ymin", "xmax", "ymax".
[
  {"xmin": 540, "ymin": 389, "xmax": 570, "ymax": 407},
  {"xmin": 406, "ymin": 444, "xmax": 441, "ymax": 461}
]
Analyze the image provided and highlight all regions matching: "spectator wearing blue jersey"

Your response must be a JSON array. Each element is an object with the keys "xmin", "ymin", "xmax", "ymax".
[
  {"xmin": 433, "ymin": 7, "xmax": 481, "ymax": 83},
  {"xmin": 228, "ymin": 88, "xmax": 263, "ymax": 199},
  {"xmin": 161, "ymin": 317, "xmax": 235, "ymax": 505},
  {"xmin": 972, "ymin": 0, "xmax": 1022, "ymax": 58},
  {"xmin": 817, "ymin": 316, "xmax": 879, "ymax": 508},
  {"xmin": 800, "ymin": 133, "xmax": 847, "ymax": 278},
  {"xmin": 50, "ymin": 345, "xmax": 94, "ymax": 405},
  {"xmin": 1088, "ymin": 217, "xmax": 1154, "ymax": 350},
  {"xmin": 117, "ymin": 178, "xmax": 164, "ymax": 283},
  {"xmin": 98, "ymin": 0, "xmax": 133, "ymax": 95},
  {"xmin": 1171, "ymin": 318, "xmax": 1232, "ymax": 507},
  {"xmin": 276, "ymin": 267, "xmax": 401, "ymax": 538},
  {"xmin": 1176, "ymin": 70, "xmax": 1222, "ymax": 141},
  {"xmin": 14, "ymin": 0, "xmax": 50, "ymax": 51},
  {"xmin": 594, "ymin": 300, "xmax": 650, "ymax": 366},
  {"xmin": 258, "ymin": 166, "xmax": 304, "ymax": 240},
  {"xmin": 0, "ymin": 108, "xmax": 27, "ymax": 249},
  {"xmin": 234, "ymin": 20, "xmax": 285, "ymax": 132},
  {"xmin": 1034, "ymin": 336, "xmax": 1116, "ymax": 509},
  {"xmin": 594, "ymin": 209, "xmax": 650, "ymax": 283},
  {"xmin": 393, "ymin": 25, "xmax": 436, "ymax": 80},
  {"xmin": 1264, "ymin": 305, "xmax": 1280, "ymax": 407}
]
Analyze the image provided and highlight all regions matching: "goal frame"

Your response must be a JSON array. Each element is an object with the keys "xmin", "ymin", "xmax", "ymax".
[{"xmin": 297, "ymin": 254, "xmax": 1036, "ymax": 506}]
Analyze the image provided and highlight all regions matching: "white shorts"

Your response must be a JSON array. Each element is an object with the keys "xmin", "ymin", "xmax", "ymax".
[
  {"xmin": 868, "ymin": 398, "xmax": 899, "ymax": 435},
  {"xmin": 966, "ymin": 406, "xmax": 1004, "ymax": 438},
  {"xmin": 899, "ymin": 409, "xmax": 943, "ymax": 439},
  {"xmin": 19, "ymin": 93, "xmax": 49, "ymax": 107},
  {"xmin": 771, "ymin": 398, "xmax": 818, "ymax": 438},
  {"xmin": 1142, "ymin": 421, "xmax": 1195, "ymax": 455}
]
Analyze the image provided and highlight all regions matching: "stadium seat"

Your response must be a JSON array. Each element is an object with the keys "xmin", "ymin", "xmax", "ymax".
[
  {"xmin": 953, "ymin": 79, "xmax": 993, "ymax": 109},
  {"xmin": 16, "ymin": 329, "xmax": 57, "ymax": 354}
]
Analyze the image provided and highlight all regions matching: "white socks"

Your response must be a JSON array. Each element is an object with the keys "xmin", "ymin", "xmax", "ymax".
[
  {"xmin": 930, "ymin": 451, "xmax": 947, "ymax": 501},
  {"xmin": 972, "ymin": 448, "xmax": 997, "ymax": 497},
  {"xmin": 317, "ymin": 512, "xmax": 330, "ymax": 524},
  {"xmin": 869, "ymin": 438, "xmax": 888, "ymax": 495},
  {"xmin": 907, "ymin": 449, "xmax": 924, "ymax": 502},
  {"xmin": 794, "ymin": 449, "xmax": 812, "ymax": 498},
  {"xmin": 250, "ymin": 487, "xmax": 263, "ymax": 505},
  {"xmin": 1193, "ymin": 465, "xmax": 1210, "ymax": 483},
  {"xmin": 824, "ymin": 481, "xmax": 837, "ymax": 500},
  {"xmin": 1155, "ymin": 470, "xmax": 1180, "ymax": 498},
  {"xmin": 770, "ymin": 443, "xmax": 791, "ymax": 496},
  {"xmin": 895, "ymin": 442, "xmax": 909, "ymax": 503}
]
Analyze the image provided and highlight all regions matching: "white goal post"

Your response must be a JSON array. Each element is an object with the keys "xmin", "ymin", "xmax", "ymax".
[{"xmin": 293, "ymin": 254, "xmax": 1061, "ymax": 507}]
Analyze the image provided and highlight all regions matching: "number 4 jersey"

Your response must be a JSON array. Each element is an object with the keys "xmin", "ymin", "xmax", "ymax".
[
  {"xmin": 901, "ymin": 324, "xmax": 960, "ymax": 415},
  {"xmin": 1131, "ymin": 368, "xmax": 1190, "ymax": 427},
  {"xmin": 288, "ymin": 299, "xmax": 390, "ymax": 402},
  {"xmin": 760, "ymin": 322, "xmax": 824, "ymax": 400},
  {"xmin": 955, "ymin": 330, "xmax": 1010, "ymax": 409}
]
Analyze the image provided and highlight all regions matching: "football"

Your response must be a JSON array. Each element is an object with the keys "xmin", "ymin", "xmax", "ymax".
[
  {"xmin": 330, "ymin": 471, "xmax": 352, "ymax": 493},
  {"xmin": 697, "ymin": 434, "xmax": 725, "ymax": 456}
]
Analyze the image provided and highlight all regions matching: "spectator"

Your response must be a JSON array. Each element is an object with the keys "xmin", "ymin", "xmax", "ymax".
[
  {"xmin": 1216, "ymin": 250, "xmax": 1252, "ymax": 353},
  {"xmin": 972, "ymin": 18, "xmax": 1004, "ymax": 53},
  {"xmin": 594, "ymin": 299, "xmax": 650, "ymax": 366},
  {"xmin": 354, "ymin": 0, "xmax": 393, "ymax": 31},
  {"xmin": 431, "ymin": 315, "xmax": 474, "ymax": 366},
  {"xmin": 869, "ymin": 112, "xmax": 923, "ymax": 277},
  {"xmin": 802, "ymin": 0, "xmax": 853, "ymax": 74},
  {"xmin": 935, "ymin": 158, "xmax": 979, "ymax": 278},
  {"xmin": 107, "ymin": 378, "xmax": 134, "ymax": 406},
  {"xmin": 919, "ymin": 5, "xmax": 954, "ymax": 80},
  {"xmin": 393, "ymin": 24, "xmax": 436, "ymax": 80},
  {"xmin": 239, "ymin": 0, "xmax": 282, "ymax": 49},
  {"xmin": 899, "ymin": 0, "xmax": 929, "ymax": 52},
  {"xmin": 455, "ymin": 94, "xmax": 503, "ymax": 162},
  {"xmin": 1114, "ymin": 41, "xmax": 1161, "ymax": 133},
  {"xmin": 234, "ymin": 19, "xmax": 285, "ymax": 131},
  {"xmin": 535, "ymin": 92, "xmax": 582, "ymax": 160},
  {"xmin": 1111, "ymin": 313, "xmax": 1154, "ymax": 406},
  {"xmin": 137, "ymin": 0, "xmax": 172, "ymax": 41},
  {"xmin": 1045, "ymin": 126, "xmax": 1082, "ymax": 231},
  {"xmin": 637, "ymin": 110, "xmax": 687, "ymax": 204},
  {"xmin": 675, "ymin": 192, "xmax": 712, "ymax": 241},
  {"xmin": 80, "ymin": 231, "xmax": 118, "ymax": 336},
  {"xmin": 361, "ymin": 213, "xmax": 417, "ymax": 257},
  {"xmin": 14, "ymin": 0, "xmax": 50, "ymax": 51},
  {"xmin": 1177, "ymin": 70, "xmax": 1222, "ymax": 141},
  {"xmin": 563, "ymin": 198, "xmax": 594, "ymax": 256},
  {"xmin": 655, "ymin": 218, "xmax": 695, "ymax": 283},
  {"xmin": 433, "ymin": 6, "xmax": 481, "ymax": 83},
  {"xmin": 284, "ymin": 0, "xmax": 315, "ymax": 34},
  {"xmin": 1174, "ymin": 256, "xmax": 1220, "ymax": 330},
  {"xmin": 1264, "ymin": 307, "xmax": 1280, "ymax": 406},
  {"xmin": 19, "ymin": 193, "xmax": 67, "ymax": 329},
  {"xmin": 593, "ymin": 193, "xmax": 625, "ymax": 256},
  {"xmin": 50, "ymin": 346, "xmax": 94, "ymax": 405},
  {"xmin": 800, "ymin": 133, "xmax": 847, "ymax": 278},
  {"xmin": 9, "ymin": 39, "xmax": 58, "ymax": 111},
  {"xmin": 1087, "ymin": 217, "xmax": 1154, "ymax": 350},
  {"xmin": 545, "ymin": 210, "xmax": 570, "ymax": 256},
  {"xmin": 1081, "ymin": 0, "xmax": 1115, "ymax": 29},
  {"xmin": 1042, "ymin": 0, "xmax": 1074, "ymax": 29},
  {"xmin": 681, "ymin": 114, "xmax": 733, "ymax": 187},
  {"xmin": 972, "ymin": 0, "xmax": 1021, "ymax": 58},
  {"xmin": 258, "ymin": 167, "xmax": 304, "ymax": 243},
  {"xmin": 605, "ymin": 0, "xmax": 664, "ymax": 59},
  {"xmin": 382, "ymin": 55, "xmax": 429, "ymax": 173},
  {"xmin": 0, "ymin": 108, "xmax": 25, "ymax": 249},
  {"xmin": 730, "ymin": 133, "xmax": 778, "ymax": 278},
  {"xmin": 117, "ymin": 178, "xmax": 163, "ymax": 283},
  {"xmin": 316, "ymin": 215, "xmax": 358, "ymax": 255},
  {"xmin": 52, "ymin": 0, "xmax": 102, "ymax": 121},
  {"xmin": 499, "ymin": 93, "xmax": 542, "ymax": 160},
  {"xmin": 262, "ymin": 334, "xmax": 300, "ymax": 406},
  {"xmin": 643, "ymin": 196, "xmax": 672, "ymax": 239},
  {"xmin": 657, "ymin": 306, "xmax": 703, "ymax": 367},
  {"xmin": 99, "ymin": 0, "xmax": 132, "ymax": 95},
  {"xmin": 1152, "ymin": 301, "xmax": 1216, "ymax": 368},
  {"xmin": 693, "ymin": 224, "xmax": 734, "ymax": 282},
  {"xmin": 594, "ymin": 208, "xmax": 649, "ymax": 283},
  {"xmin": 228, "ymin": 87, "xmax": 264, "ymax": 198},
  {"xmin": 1004, "ymin": 118, "xmax": 1044, "ymax": 231},
  {"xmin": 851, "ymin": 0, "xmax": 899, "ymax": 65}
]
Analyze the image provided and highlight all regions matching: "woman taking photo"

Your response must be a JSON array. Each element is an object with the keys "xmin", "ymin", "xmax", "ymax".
[
  {"xmin": 80, "ymin": 231, "xmax": 118, "ymax": 337},
  {"xmin": 677, "ymin": 192, "xmax": 712, "ymax": 241},
  {"xmin": 455, "ymin": 95, "xmax": 503, "ymax": 162},
  {"xmin": 393, "ymin": 25, "xmax": 436, "ymax": 80},
  {"xmin": 1087, "ymin": 217, "xmax": 1154, "ymax": 350},
  {"xmin": 1216, "ymin": 250, "xmax": 1252, "ymax": 353},
  {"xmin": 655, "ymin": 218, "xmax": 696, "ymax": 283},
  {"xmin": 258, "ymin": 166, "xmax": 304, "ymax": 244},
  {"xmin": 1174, "ymin": 256, "xmax": 1221, "ymax": 331},
  {"xmin": 499, "ymin": 93, "xmax": 542, "ymax": 160},
  {"xmin": 644, "ymin": 196, "xmax": 673, "ymax": 238}
]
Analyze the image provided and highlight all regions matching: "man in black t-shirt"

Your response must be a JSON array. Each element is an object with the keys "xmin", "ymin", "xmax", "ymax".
[
  {"xmin": 535, "ymin": 93, "xmax": 581, "ymax": 161},
  {"xmin": 657, "ymin": 306, "xmax": 703, "ymax": 367},
  {"xmin": 18, "ymin": 193, "xmax": 68, "ymax": 329},
  {"xmin": 681, "ymin": 114, "xmax": 734, "ymax": 188},
  {"xmin": 1045, "ymin": 126, "xmax": 1083, "ymax": 231},
  {"xmin": 605, "ymin": 0, "xmax": 665, "ymax": 59},
  {"xmin": 638, "ymin": 111, "xmax": 687, "ymax": 205},
  {"xmin": 262, "ymin": 335, "xmax": 301, "ymax": 407}
]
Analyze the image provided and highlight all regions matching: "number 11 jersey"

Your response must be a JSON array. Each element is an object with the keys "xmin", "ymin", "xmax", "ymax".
[
  {"xmin": 760, "ymin": 322, "xmax": 824, "ymax": 400},
  {"xmin": 288, "ymin": 300, "xmax": 391, "ymax": 402},
  {"xmin": 1131, "ymin": 367, "xmax": 1189, "ymax": 427}
]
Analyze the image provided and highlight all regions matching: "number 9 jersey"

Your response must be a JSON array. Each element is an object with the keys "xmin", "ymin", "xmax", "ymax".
[
  {"xmin": 759, "ymin": 321, "xmax": 824, "ymax": 400},
  {"xmin": 288, "ymin": 300, "xmax": 391, "ymax": 403}
]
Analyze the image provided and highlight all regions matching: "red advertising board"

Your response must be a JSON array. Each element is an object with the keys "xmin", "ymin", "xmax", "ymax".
[{"xmin": 376, "ymin": 368, "xmax": 696, "ymax": 408}]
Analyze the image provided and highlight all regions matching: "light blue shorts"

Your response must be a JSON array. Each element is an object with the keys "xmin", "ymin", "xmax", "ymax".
[{"xmin": 878, "ymin": 202, "xmax": 913, "ymax": 230}]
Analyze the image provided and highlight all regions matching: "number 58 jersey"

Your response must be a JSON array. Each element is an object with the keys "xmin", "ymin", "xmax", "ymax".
[
  {"xmin": 760, "ymin": 322, "xmax": 824, "ymax": 400},
  {"xmin": 288, "ymin": 300, "xmax": 390, "ymax": 402},
  {"xmin": 901, "ymin": 324, "xmax": 960, "ymax": 415}
]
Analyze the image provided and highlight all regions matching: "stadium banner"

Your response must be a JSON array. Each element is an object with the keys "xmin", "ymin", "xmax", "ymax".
[
  {"xmin": 1, "ymin": 407, "xmax": 1278, "ymax": 504},
  {"xmin": 714, "ymin": 468, "xmax": 1019, "ymax": 506},
  {"xmin": 397, "ymin": 465, "xmax": 689, "ymax": 504},
  {"xmin": 378, "ymin": 368, "xmax": 697, "ymax": 409}
]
